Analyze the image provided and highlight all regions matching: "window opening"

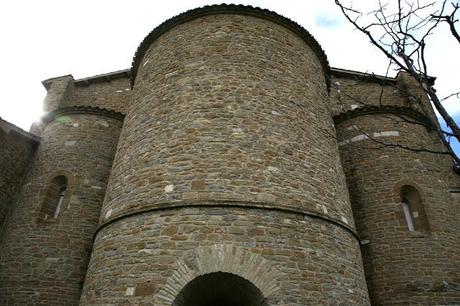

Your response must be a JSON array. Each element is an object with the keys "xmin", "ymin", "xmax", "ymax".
[
  {"xmin": 39, "ymin": 175, "xmax": 68, "ymax": 221},
  {"xmin": 53, "ymin": 186, "xmax": 67, "ymax": 218},
  {"xmin": 399, "ymin": 185, "xmax": 429, "ymax": 232},
  {"xmin": 401, "ymin": 196, "xmax": 415, "ymax": 231}
]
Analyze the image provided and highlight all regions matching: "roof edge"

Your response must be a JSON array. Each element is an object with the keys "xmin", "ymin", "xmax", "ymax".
[
  {"xmin": 130, "ymin": 4, "xmax": 331, "ymax": 90},
  {"xmin": 42, "ymin": 75, "xmax": 73, "ymax": 90},
  {"xmin": 0, "ymin": 117, "xmax": 41, "ymax": 143},
  {"xmin": 74, "ymin": 69, "xmax": 131, "ymax": 87},
  {"xmin": 333, "ymin": 105, "xmax": 434, "ymax": 129},
  {"xmin": 41, "ymin": 106, "xmax": 125, "ymax": 128},
  {"xmin": 41, "ymin": 67, "xmax": 407, "ymax": 91},
  {"xmin": 330, "ymin": 67, "xmax": 397, "ymax": 85}
]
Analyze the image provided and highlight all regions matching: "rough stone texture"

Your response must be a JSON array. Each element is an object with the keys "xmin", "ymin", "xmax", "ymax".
[
  {"xmin": 1, "ymin": 4, "xmax": 459, "ymax": 306},
  {"xmin": 41, "ymin": 73, "xmax": 132, "ymax": 116},
  {"xmin": 0, "ymin": 114, "xmax": 122, "ymax": 305},
  {"xmin": 80, "ymin": 207, "xmax": 369, "ymax": 305},
  {"xmin": 329, "ymin": 75, "xmax": 403, "ymax": 117},
  {"xmin": 336, "ymin": 114, "xmax": 460, "ymax": 304},
  {"xmin": 0, "ymin": 119, "xmax": 38, "ymax": 233},
  {"xmin": 101, "ymin": 14, "xmax": 353, "ymax": 228},
  {"xmin": 331, "ymin": 66, "xmax": 460, "ymax": 304},
  {"xmin": 72, "ymin": 78, "xmax": 132, "ymax": 114},
  {"xmin": 329, "ymin": 71, "xmax": 437, "ymax": 128},
  {"xmin": 79, "ymin": 11, "xmax": 370, "ymax": 305}
]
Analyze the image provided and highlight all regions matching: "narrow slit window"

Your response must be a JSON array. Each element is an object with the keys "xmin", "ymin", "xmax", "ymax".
[
  {"xmin": 399, "ymin": 185, "xmax": 429, "ymax": 232},
  {"xmin": 39, "ymin": 175, "xmax": 68, "ymax": 221},
  {"xmin": 53, "ymin": 186, "xmax": 67, "ymax": 218},
  {"xmin": 401, "ymin": 197, "xmax": 415, "ymax": 232}
]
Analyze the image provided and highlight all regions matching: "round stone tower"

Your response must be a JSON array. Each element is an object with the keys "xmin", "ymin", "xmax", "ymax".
[
  {"xmin": 334, "ymin": 75, "xmax": 460, "ymax": 304},
  {"xmin": 80, "ymin": 5, "xmax": 369, "ymax": 305},
  {"xmin": 0, "ymin": 107, "xmax": 123, "ymax": 305}
]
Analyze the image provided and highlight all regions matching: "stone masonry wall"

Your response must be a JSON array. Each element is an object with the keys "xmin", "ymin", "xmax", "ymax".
[
  {"xmin": 101, "ymin": 14, "xmax": 353, "ymax": 228},
  {"xmin": 80, "ymin": 207, "xmax": 369, "ymax": 305},
  {"xmin": 0, "ymin": 119, "xmax": 38, "ymax": 234},
  {"xmin": 336, "ymin": 114, "xmax": 460, "ymax": 305},
  {"xmin": 329, "ymin": 76, "xmax": 404, "ymax": 116},
  {"xmin": 80, "ymin": 9, "xmax": 370, "ymax": 305},
  {"xmin": 5, "ymin": 4, "xmax": 458, "ymax": 305},
  {"xmin": 0, "ymin": 113, "xmax": 122, "ymax": 305},
  {"xmin": 41, "ymin": 74, "xmax": 132, "ymax": 117},
  {"xmin": 72, "ymin": 78, "xmax": 132, "ymax": 114}
]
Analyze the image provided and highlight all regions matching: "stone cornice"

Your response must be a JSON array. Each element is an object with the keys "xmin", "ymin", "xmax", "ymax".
[
  {"xmin": 330, "ymin": 68, "xmax": 397, "ymax": 85},
  {"xmin": 41, "ymin": 106, "xmax": 125, "ymax": 127},
  {"xmin": 74, "ymin": 69, "xmax": 131, "ymax": 87},
  {"xmin": 330, "ymin": 68, "xmax": 436, "ymax": 87},
  {"xmin": 41, "ymin": 67, "xmax": 407, "ymax": 91},
  {"xmin": 42, "ymin": 70, "xmax": 131, "ymax": 90},
  {"xmin": 95, "ymin": 201, "xmax": 360, "ymax": 243},
  {"xmin": 333, "ymin": 105, "xmax": 434, "ymax": 130},
  {"xmin": 130, "ymin": 4, "xmax": 331, "ymax": 90}
]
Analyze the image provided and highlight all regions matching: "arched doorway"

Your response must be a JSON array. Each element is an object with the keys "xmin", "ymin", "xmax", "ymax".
[{"xmin": 172, "ymin": 272, "xmax": 268, "ymax": 306}]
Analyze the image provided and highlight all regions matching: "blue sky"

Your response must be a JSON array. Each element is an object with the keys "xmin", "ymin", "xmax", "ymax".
[
  {"xmin": 315, "ymin": 14, "xmax": 341, "ymax": 28},
  {"xmin": 440, "ymin": 115, "xmax": 460, "ymax": 154}
]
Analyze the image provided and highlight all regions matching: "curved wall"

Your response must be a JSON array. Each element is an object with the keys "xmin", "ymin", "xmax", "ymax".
[
  {"xmin": 0, "ymin": 111, "xmax": 122, "ymax": 305},
  {"xmin": 101, "ymin": 11, "xmax": 352, "ymax": 228},
  {"xmin": 81, "ymin": 208, "xmax": 368, "ymax": 305},
  {"xmin": 81, "ymin": 6, "xmax": 370, "ymax": 305},
  {"xmin": 336, "ymin": 112, "xmax": 460, "ymax": 305}
]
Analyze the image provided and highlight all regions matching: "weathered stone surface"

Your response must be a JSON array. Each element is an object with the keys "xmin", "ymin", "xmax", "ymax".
[
  {"xmin": 100, "ymin": 13, "xmax": 353, "ymax": 230},
  {"xmin": 336, "ymin": 106, "xmax": 460, "ymax": 304},
  {"xmin": 0, "ymin": 119, "xmax": 38, "ymax": 234},
  {"xmin": 80, "ymin": 208, "xmax": 369, "ymax": 305},
  {"xmin": 80, "ymin": 8, "xmax": 369, "ymax": 306},
  {"xmin": 1, "ymin": 4, "xmax": 459, "ymax": 306},
  {"xmin": 0, "ymin": 114, "xmax": 122, "ymax": 305}
]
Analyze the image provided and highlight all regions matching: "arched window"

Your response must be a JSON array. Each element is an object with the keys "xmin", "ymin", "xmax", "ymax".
[
  {"xmin": 400, "ymin": 185, "xmax": 429, "ymax": 232},
  {"xmin": 39, "ymin": 175, "xmax": 68, "ymax": 221}
]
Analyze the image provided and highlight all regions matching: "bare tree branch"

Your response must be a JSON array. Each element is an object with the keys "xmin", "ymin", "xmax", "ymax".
[
  {"xmin": 335, "ymin": 0, "xmax": 460, "ymax": 160},
  {"xmin": 333, "ymin": 75, "xmax": 459, "ymax": 163},
  {"xmin": 432, "ymin": 2, "xmax": 460, "ymax": 44}
]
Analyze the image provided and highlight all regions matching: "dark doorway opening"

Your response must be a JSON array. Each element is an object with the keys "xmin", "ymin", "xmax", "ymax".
[{"xmin": 172, "ymin": 272, "xmax": 268, "ymax": 306}]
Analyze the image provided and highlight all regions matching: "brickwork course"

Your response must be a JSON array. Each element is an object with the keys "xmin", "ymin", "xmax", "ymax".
[{"xmin": 0, "ymin": 4, "xmax": 459, "ymax": 305}]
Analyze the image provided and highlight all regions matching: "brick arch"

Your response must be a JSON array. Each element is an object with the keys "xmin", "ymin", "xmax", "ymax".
[
  {"xmin": 154, "ymin": 244, "xmax": 280, "ymax": 305},
  {"xmin": 172, "ymin": 271, "xmax": 268, "ymax": 306},
  {"xmin": 392, "ymin": 179, "xmax": 425, "ymax": 201}
]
